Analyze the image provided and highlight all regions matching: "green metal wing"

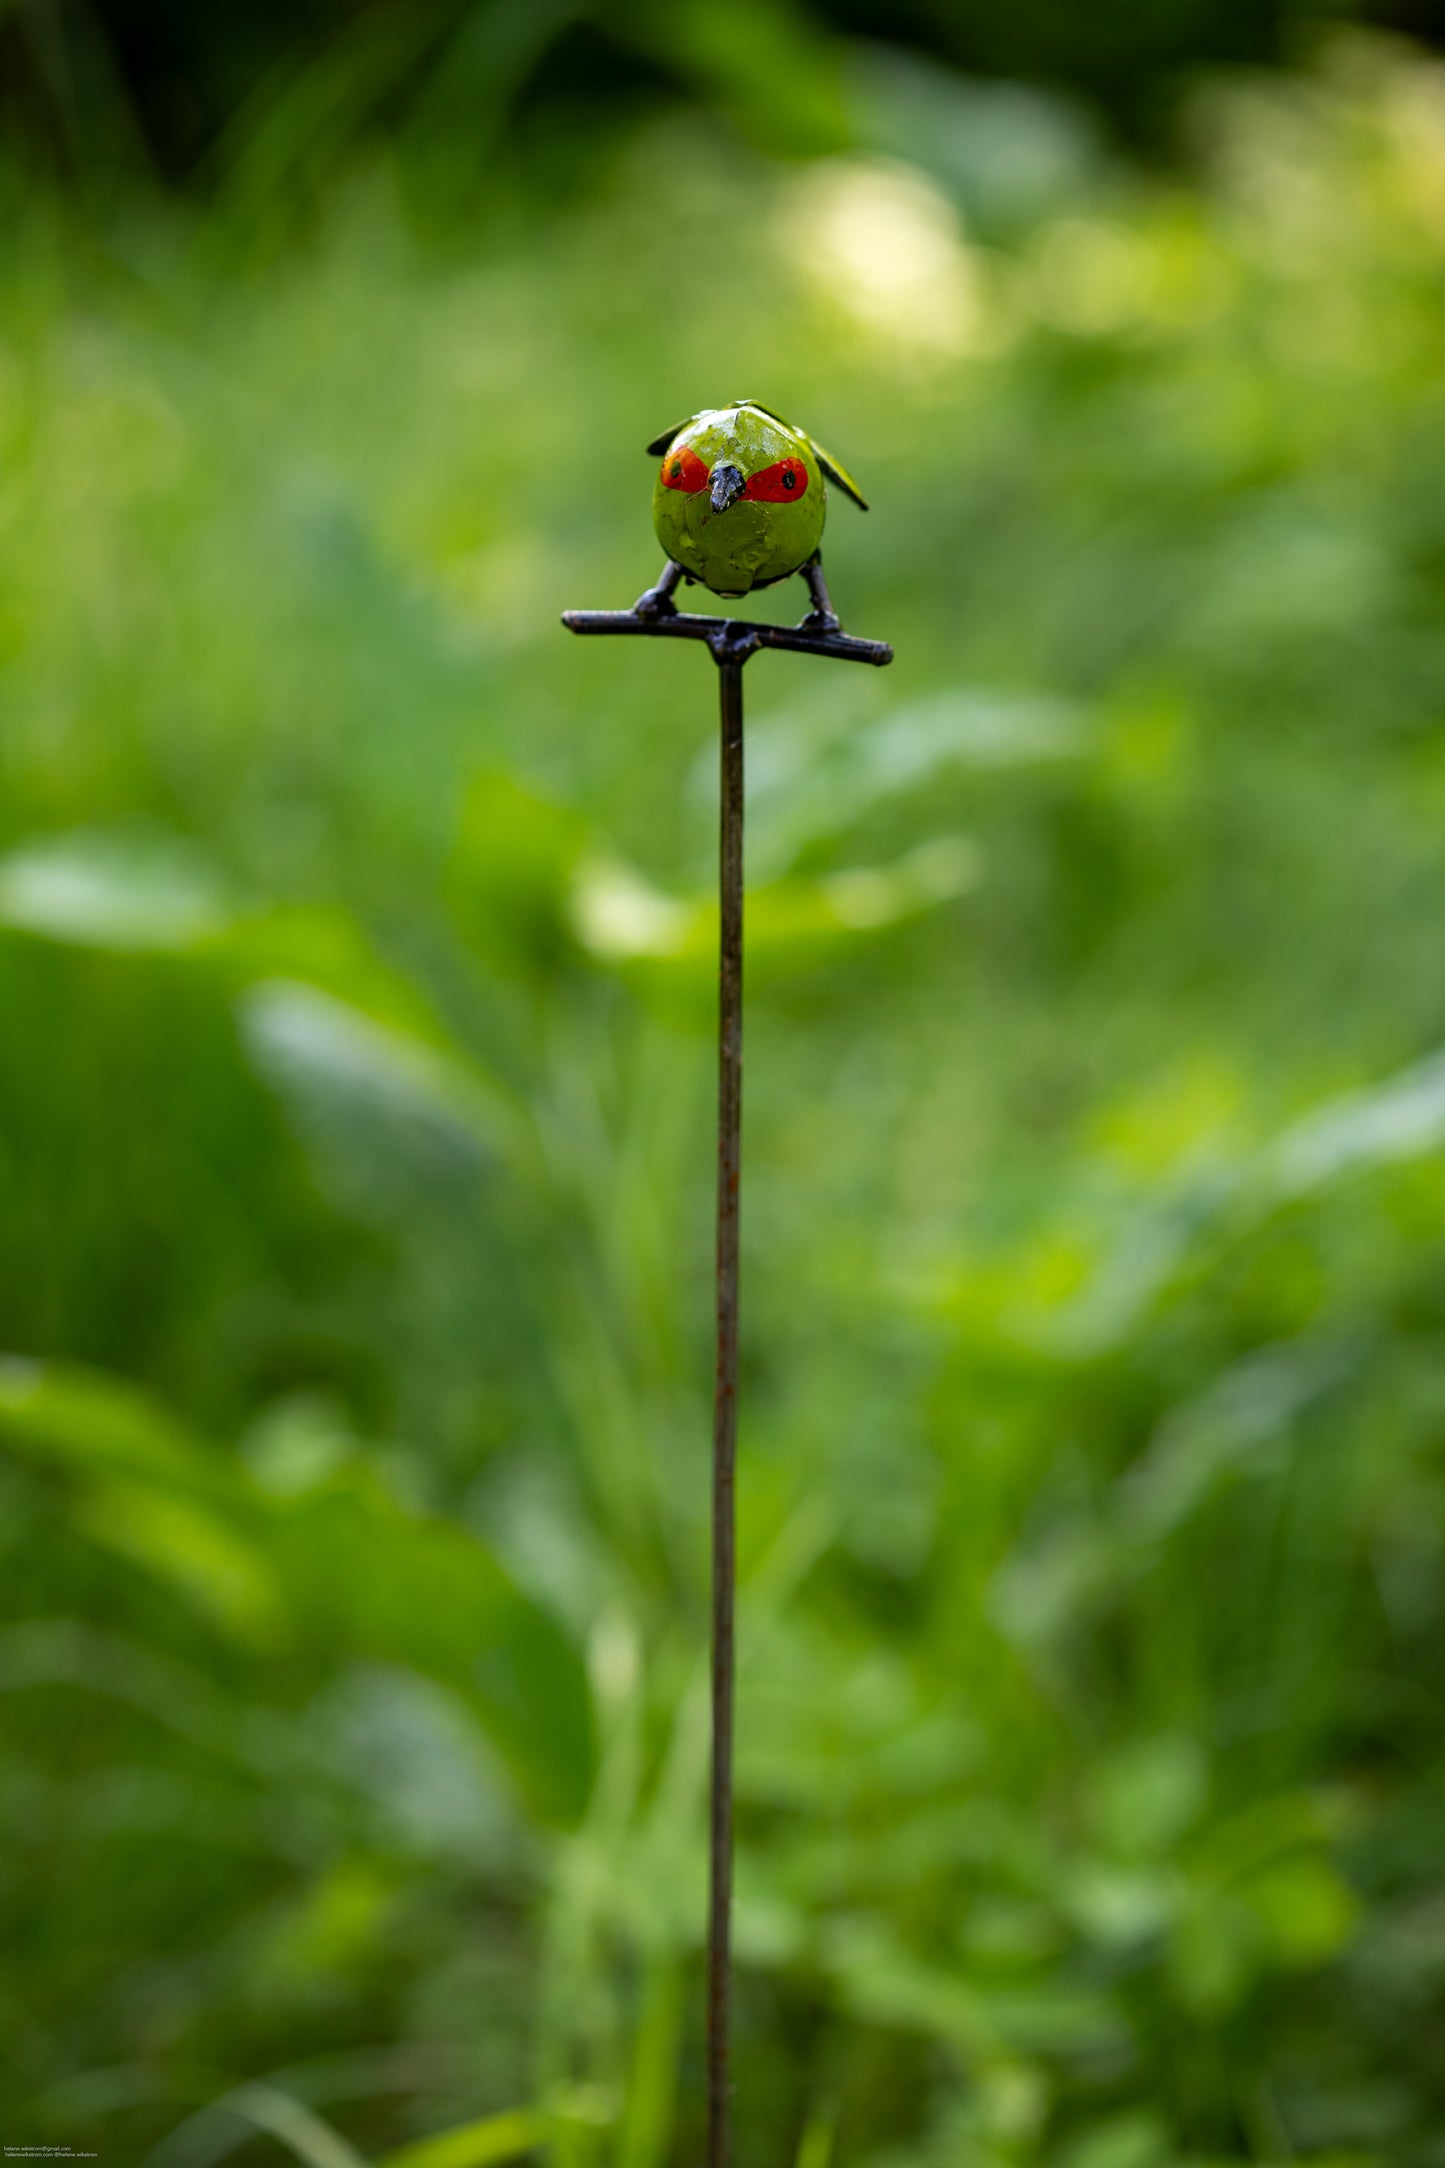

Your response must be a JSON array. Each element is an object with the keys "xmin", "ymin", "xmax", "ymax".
[
  {"xmin": 645, "ymin": 416, "xmax": 702, "ymax": 457},
  {"xmin": 802, "ymin": 432, "xmax": 868, "ymax": 511}
]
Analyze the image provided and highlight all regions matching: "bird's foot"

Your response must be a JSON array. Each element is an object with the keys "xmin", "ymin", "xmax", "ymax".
[
  {"xmin": 798, "ymin": 608, "xmax": 841, "ymax": 636},
  {"xmin": 632, "ymin": 587, "xmax": 679, "ymax": 621}
]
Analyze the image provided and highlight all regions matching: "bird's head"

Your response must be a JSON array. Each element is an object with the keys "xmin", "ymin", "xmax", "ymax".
[
  {"xmin": 655, "ymin": 419, "xmax": 813, "ymax": 518},
  {"xmin": 648, "ymin": 401, "xmax": 867, "ymax": 518}
]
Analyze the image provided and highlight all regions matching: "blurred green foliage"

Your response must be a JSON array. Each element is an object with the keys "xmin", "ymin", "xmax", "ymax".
[
  {"xmin": 2, "ymin": 0, "xmax": 1441, "ymax": 186},
  {"xmin": 3, "ymin": 22, "xmax": 1445, "ymax": 2168}
]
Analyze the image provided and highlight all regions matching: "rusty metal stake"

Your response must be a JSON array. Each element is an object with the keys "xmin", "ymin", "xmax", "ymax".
[
  {"xmin": 709, "ymin": 654, "xmax": 743, "ymax": 2168},
  {"xmin": 561, "ymin": 602, "xmax": 891, "ymax": 2168}
]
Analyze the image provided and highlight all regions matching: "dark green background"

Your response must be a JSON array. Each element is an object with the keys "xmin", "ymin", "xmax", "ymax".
[{"xmin": 7, "ymin": 0, "xmax": 1445, "ymax": 177}]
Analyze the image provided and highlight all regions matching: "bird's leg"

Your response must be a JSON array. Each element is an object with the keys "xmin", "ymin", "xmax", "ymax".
[
  {"xmin": 633, "ymin": 558, "xmax": 685, "ymax": 619},
  {"xmin": 798, "ymin": 552, "xmax": 841, "ymax": 635}
]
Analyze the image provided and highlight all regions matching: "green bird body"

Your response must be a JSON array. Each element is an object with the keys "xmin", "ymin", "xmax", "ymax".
[{"xmin": 636, "ymin": 400, "xmax": 868, "ymax": 631}]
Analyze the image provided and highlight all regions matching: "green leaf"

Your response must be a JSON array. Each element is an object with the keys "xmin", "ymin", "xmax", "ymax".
[
  {"xmin": 159, "ymin": 2083, "xmax": 367, "ymax": 2168},
  {"xmin": 1243, "ymin": 1855, "xmax": 1358, "ymax": 1969},
  {"xmin": 571, "ymin": 839, "xmax": 975, "ymax": 967},
  {"xmin": 1267, "ymin": 1047, "xmax": 1445, "ymax": 1197},
  {"xmin": 241, "ymin": 979, "xmax": 521, "ymax": 1162},
  {"xmin": 0, "ymin": 1360, "xmax": 595, "ymax": 1823},
  {"xmin": 0, "ymin": 829, "xmax": 234, "ymax": 951},
  {"xmin": 73, "ymin": 1476, "xmax": 287, "ymax": 1643},
  {"xmin": 1057, "ymin": 2113, "xmax": 1171, "ymax": 2168}
]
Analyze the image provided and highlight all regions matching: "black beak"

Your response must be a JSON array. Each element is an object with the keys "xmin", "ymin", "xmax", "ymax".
[{"xmin": 709, "ymin": 461, "xmax": 745, "ymax": 514}]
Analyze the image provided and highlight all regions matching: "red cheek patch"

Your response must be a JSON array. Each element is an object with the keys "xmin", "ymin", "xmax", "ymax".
[
  {"xmin": 661, "ymin": 445, "xmax": 710, "ymax": 494},
  {"xmin": 743, "ymin": 457, "xmax": 809, "ymax": 504}
]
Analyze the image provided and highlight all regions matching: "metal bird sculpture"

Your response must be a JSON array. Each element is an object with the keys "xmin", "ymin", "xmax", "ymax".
[
  {"xmin": 560, "ymin": 411, "xmax": 891, "ymax": 2168},
  {"xmin": 634, "ymin": 399, "xmax": 869, "ymax": 633}
]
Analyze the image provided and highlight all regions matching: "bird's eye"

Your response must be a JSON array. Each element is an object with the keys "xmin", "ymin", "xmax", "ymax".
[
  {"xmin": 741, "ymin": 457, "xmax": 810, "ymax": 505},
  {"xmin": 662, "ymin": 446, "xmax": 711, "ymax": 494}
]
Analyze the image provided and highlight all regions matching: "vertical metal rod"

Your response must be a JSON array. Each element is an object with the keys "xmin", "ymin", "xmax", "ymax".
[{"xmin": 708, "ymin": 656, "xmax": 744, "ymax": 2168}]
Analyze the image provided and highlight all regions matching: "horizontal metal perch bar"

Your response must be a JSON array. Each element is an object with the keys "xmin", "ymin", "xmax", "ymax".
[{"xmin": 560, "ymin": 606, "xmax": 893, "ymax": 669}]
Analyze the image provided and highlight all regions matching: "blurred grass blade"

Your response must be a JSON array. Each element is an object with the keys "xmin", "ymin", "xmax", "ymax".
[
  {"xmin": 794, "ymin": 2100, "xmax": 838, "ymax": 2168},
  {"xmin": 210, "ymin": 6, "xmax": 451, "ymax": 238},
  {"xmin": 72, "ymin": 1475, "xmax": 286, "ymax": 1642},
  {"xmin": 149, "ymin": 2082, "xmax": 367, "ymax": 2168},
  {"xmin": 239, "ymin": 978, "xmax": 538, "ymax": 1217},
  {"xmin": 242, "ymin": 980, "xmax": 520, "ymax": 1155},
  {"xmin": 374, "ymin": 2106, "xmax": 549, "ymax": 2168},
  {"xmin": 0, "ymin": 1359, "xmax": 222, "ymax": 1482},
  {"xmin": 1267, "ymin": 1046, "xmax": 1445, "ymax": 1197},
  {"xmin": 617, "ymin": 1957, "xmax": 682, "ymax": 2168},
  {"xmin": 0, "ymin": 830, "xmax": 233, "ymax": 951}
]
